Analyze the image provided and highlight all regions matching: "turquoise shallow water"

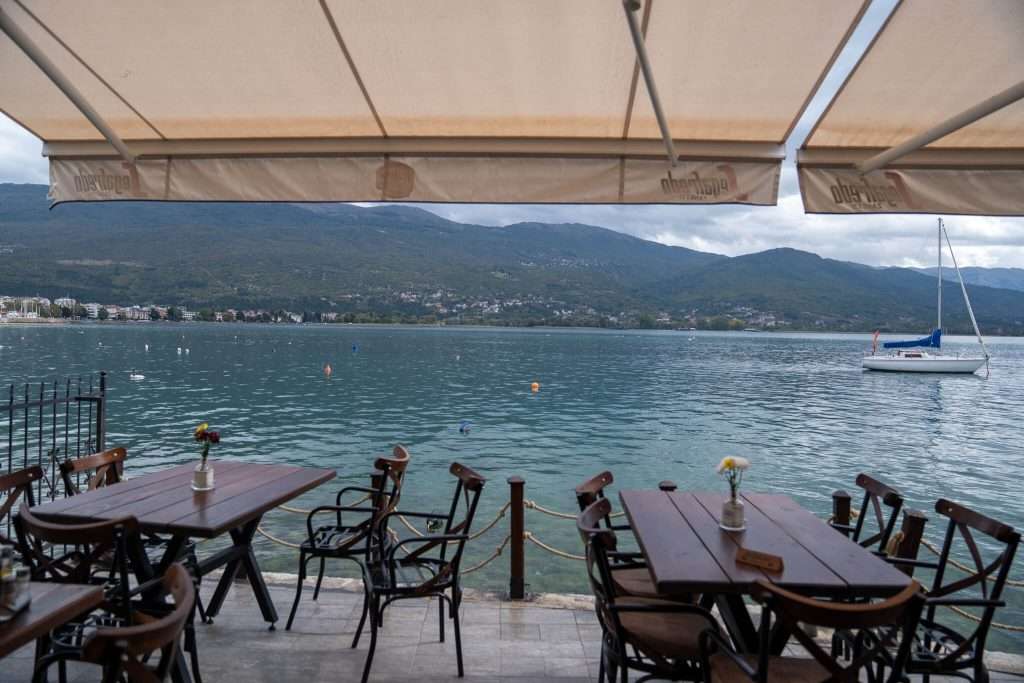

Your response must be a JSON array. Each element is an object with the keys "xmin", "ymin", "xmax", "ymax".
[{"xmin": 1, "ymin": 323, "xmax": 1022, "ymax": 649}]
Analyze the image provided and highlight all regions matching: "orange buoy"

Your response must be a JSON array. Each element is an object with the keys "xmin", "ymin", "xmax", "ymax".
[
  {"xmin": 324, "ymin": 362, "xmax": 333, "ymax": 377},
  {"xmin": 531, "ymin": 381, "xmax": 540, "ymax": 393}
]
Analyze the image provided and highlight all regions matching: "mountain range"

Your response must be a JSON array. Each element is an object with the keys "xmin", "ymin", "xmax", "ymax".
[{"xmin": 1, "ymin": 183, "xmax": 1022, "ymax": 334}]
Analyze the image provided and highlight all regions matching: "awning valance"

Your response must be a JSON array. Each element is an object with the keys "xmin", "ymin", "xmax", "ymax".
[
  {"xmin": 798, "ymin": 0, "xmax": 1024, "ymax": 216},
  {"xmin": 0, "ymin": 0, "xmax": 866, "ymax": 205}
]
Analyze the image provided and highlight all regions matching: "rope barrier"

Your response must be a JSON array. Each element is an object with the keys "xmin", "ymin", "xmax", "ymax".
[
  {"xmin": 461, "ymin": 534, "xmax": 511, "ymax": 575},
  {"xmin": 278, "ymin": 492, "xmax": 372, "ymax": 516},
  {"xmin": 524, "ymin": 499, "xmax": 624, "ymax": 520},
  {"xmin": 919, "ymin": 538, "xmax": 1024, "ymax": 588},
  {"xmin": 523, "ymin": 531, "xmax": 585, "ymax": 561},
  {"xmin": 255, "ymin": 525, "xmax": 303, "ymax": 549}
]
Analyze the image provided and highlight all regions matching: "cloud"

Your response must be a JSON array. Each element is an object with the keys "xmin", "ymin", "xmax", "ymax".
[{"xmin": 2, "ymin": 0, "xmax": 1022, "ymax": 268}]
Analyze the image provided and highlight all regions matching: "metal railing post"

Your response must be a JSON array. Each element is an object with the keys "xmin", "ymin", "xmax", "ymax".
[
  {"xmin": 96, "ymin": 371, "xmax": 107, "ymax": 452},
  {"xmin": 832, "ymin": 490, "xmax": 851, "ymax": 536},
  {"xmin": 508, "ymin": 476, "xmax": 525, "ymax": 600}
]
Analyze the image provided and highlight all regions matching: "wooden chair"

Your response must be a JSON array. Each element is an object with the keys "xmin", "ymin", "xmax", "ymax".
[
  {"xmin": 830, "ymin": 473, "xmax": 904, "ymax": 555},
  {"xmin": 700, "ymin": 579, "xmax": 924, "ymax": 683},
  {"xmin": 886, "ymin": 499, "xmax": 1019, "ymax": 683},
  {"xmin": 356, "ymin": 462, "xmax": 484, "ymax": 683},
  {"xmin": 578, "ymin": 498, "xmax": 720, "ymax": 683},
  {"xmin": 0, "ymin": 465, "xmax": 42, "ymax": 548},
  {"xmin": 575, "ymin": 470, "xmax": 693, "ymax": 602},
  {"xmin": 286, "ymin": 445, "xmax": 411, "ymax": 630},
  {"xmin": 16, "ymin": 507, "xmax": 203, "ymax": 683},
  {"xmin": 59, "ymin": 446, "xmax": 127, "ymax": 495},
  {"xmin": 34, "ymin": 563, "xmax": 196, "ymax": 683}
]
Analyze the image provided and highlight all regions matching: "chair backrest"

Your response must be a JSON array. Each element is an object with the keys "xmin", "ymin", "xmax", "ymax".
[
  {"xmin": 82, "ymin": 562, "xmax": 196, "ymax": 683},
  {"xmin": 576, "ymin": 499, "xmax": 622, "ymax": 634},
  {"xmin": 848, "ymin": 473, "xmax": 904, "ymax": 552},
  {"xmin": 371, "ymin": 445, "xmax": 410, "ymax": 518},
  {"xmin": 574, "ymin": 471, "xmax": 617, "ymax": 528},
  {"xmin": 0, "ymin": 465, "xmax": 41, "ymax": 546},
  {"xmin": 752, "ymin": 579, "xmax": 925, "ymax": 683},
  {"xmin": 924, "ymin": 498, "xmax": 1020, "ymax": 659},
  {"xmin": 60, "ymin": 446, "xmax": 127, "ymax": 495},
  {"xmin": 15, "ymin": 506, "xmax": 143, "ymax": 611}
]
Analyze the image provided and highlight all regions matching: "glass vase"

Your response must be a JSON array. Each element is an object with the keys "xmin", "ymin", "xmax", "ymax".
[
  {"xmin": 192, "ymin": 461, "xmax": 215, "ymax": 491},
  {"xmin": 720, "ymin": 495, "xmax": 745, "ymax": 531}
]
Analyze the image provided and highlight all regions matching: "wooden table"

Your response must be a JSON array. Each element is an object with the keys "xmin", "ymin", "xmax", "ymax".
[
  {"xmin": 0, "ymin": 583, "xmax": 103, "ymax": 660},
  {"xmin": 30, "ymin": 460, "xmax": 335, "ymax": 628},
  {"xmin": 619, "ymin": 490, "xmax": 913, "ymax": 652}
]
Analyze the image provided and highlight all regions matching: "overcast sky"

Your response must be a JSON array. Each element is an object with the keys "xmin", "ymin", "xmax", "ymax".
[{"xmin": 2, "ymin": 0, "xmax": 1022, "ymax": 269}]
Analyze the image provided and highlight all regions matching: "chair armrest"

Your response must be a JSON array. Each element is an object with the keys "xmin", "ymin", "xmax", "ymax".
[
  {"xmin": 306, "ymin": 505, "xmax": 376, "ymax": 541},
  {"xmin": 884, "ymin": 557, "xmax": 939, "ymax": 570},
  {"xmin": 611, "ymin": 598, "xmax": 716, "ymax": 622},
  {"xmin": 609, "ymin": 524, "xmax": 632, "ymax": 531},
  {"xmin": 387, "ymin": 533, "xmax": 468, "ymax": 563},
  {"xmin": 335, "ymin": 486, "xmax": 380, "ymax": 505},
  {"xmin": 925, "ymin": 597, "xmax": 1006, "ymax": 608}
]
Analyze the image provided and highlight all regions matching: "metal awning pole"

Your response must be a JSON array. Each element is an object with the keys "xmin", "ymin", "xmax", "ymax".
[
  {"xmin": 857, "ymin": 80, "xmax": 1024, "ymax": 174},
  {"xmin": 622, "ymin": 0, "xmax": 677, "ymax": 167},
  {"xmin": 0, "ymin": 6, "xmax": 135, "ymax": 163}
]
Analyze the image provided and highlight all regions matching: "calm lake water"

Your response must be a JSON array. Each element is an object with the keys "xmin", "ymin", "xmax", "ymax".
[{"xmin": 2, "ymin": 323, "xmax": 1022, "ymax": 648}]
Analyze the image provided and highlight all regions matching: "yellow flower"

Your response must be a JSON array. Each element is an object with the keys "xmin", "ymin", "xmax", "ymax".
[
  {"xmin": 716, "ymin": 456, "xmax": 735, "ymax": 473},
  {"xmin": 194, "ymin": 422, "xmax": 208, "ymax": 437}
]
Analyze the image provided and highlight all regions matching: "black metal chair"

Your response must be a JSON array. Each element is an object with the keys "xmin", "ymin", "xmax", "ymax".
[
  {"xmin": 286, "ymin": 445, "xmax": 410, "ymax": 630},
  {"xmin": 15, "ymin": 507, "xmax": 203, "ymax": 683},
  {"xmin": 830, "ymin": 473, "xmax": 904, "ymax": 556},
  {"xmin": 699, "ymin": 578, "xmax": 924, "ymax": 683},
  {"xmin": 578, "ymin": 498, "xmax": 720, "ymax": 683},
  {"xmin": 575, "ymin": 470, "xmax": 693, "ymax": 602},
  {"xmin": 355, "ymin": 462, "xmax": 485, "ymax": 683},
  {"xmin": 34, "ymin": 563, "xmax": 196, "ymax": 683},
  {"xmin": 885, "ymin": 498, "xmax": 1019, "ymax": 683}
]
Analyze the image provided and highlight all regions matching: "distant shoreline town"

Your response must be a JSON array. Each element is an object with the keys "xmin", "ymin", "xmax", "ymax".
[{"xmin": 1, "ymin": 293, "xmax": 789, "ymax": 331}]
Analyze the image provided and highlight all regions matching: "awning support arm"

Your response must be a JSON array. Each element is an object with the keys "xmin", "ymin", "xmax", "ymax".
[
  {"xmin": 0, "ymin": 6, "xmax": 135, "ymax": 163},
  {"xmin": 857, "ymin": 80, "xmax": 1024, "ymax": 174},
  {"xmin": 622, "ymin": 0, "xmax": 677, "ymax": 167}
]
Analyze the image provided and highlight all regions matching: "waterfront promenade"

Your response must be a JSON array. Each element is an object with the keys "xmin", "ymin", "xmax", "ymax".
[{"xmin": 2, "ymin": 574, "xmax": 1022, "ymax": 682}]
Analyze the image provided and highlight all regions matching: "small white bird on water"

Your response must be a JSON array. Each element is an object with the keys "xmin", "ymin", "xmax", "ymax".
[
  {"xmin": 129, "ymin": 369, "xmax": 145, "ymax": 381},
  {"xmin": 144, "ymin": 344, "xmax": 149, "ymax": 352},
  {"xmin": 177, "ymin": 347, "xmax": 182, "ymax": 355}
]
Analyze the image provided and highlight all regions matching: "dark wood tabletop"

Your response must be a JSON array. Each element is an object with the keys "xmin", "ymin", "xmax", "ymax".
[
  {"xmin": 30, "ymin": 460, "xmax": 335, "ymax": 538},
  {"xmin": 620, "ymin": 489, "xmax": 913, "ymax": 599},
  {"xmin": 0, "ymin": 582, "xmax": 104, "ymax": 659}
]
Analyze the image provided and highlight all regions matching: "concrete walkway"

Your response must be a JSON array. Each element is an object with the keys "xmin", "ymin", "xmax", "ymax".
[{"xmin": 3, "ymin": 575, "xmax": 1022, "ymax": 682}]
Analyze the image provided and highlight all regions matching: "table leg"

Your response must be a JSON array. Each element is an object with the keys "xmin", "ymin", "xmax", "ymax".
[
  {"xmin": 714, "ymin": 594, "xmax": 759, "ymax": 653},
  {"xmin": 205, "ymin": 517, "xmax": 278, "ymax": 627}
]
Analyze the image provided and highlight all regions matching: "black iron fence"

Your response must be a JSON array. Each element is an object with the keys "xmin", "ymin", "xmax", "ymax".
[{"xmin": 2, "ymin": 372, "xmax": 106, "ymax": 536}]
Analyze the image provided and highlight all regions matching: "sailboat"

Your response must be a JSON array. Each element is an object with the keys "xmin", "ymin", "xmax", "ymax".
[{"xmin": 862, "ymin": 219, "xmax": 989, "ymax": 374}]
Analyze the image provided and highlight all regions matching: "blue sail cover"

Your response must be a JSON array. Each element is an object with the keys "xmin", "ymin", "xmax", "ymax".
[{"xmin": 883, "ymin": 329, "xmax": 941, "ymax": 349}]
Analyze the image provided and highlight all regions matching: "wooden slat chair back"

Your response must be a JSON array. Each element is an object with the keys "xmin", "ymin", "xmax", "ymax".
[
  {"xmin": 60, "ymin": 446, "xmax": 127, "ymax": 495},
  {"xmin": 575, "ymin": 470, "xmax": 617, "ymax": 528},
  {"xmin": 14, "ymin": 506, "xmax": 144, "ymax": 614},
  {"xmin": 78, "ymin": 563, "xmax": 195, "ymax": 683},
  {"xmin": 355, "ymin": 462, "xmax": 486, "ymax": 683},
  {"xmin": 0, "ymin": 465, "xmax": 41, "ymax": 547},
  {"xmin": 701, "ymin": 579, "xmax": 925, "ymax": 683},
  {"xmin": 369, "ymin": 445, "xmax": 411, "ymax": 520},
  {"xmin": 905, "ymin": 498, "xmax": 1020, "ymax": 681},
  {"xmin": 578, "ymin": 498, "xmax": 720, "ymax": 683},
  {"xmin": 832, "ymin": 473, "xmax": 904, "ymax": 553}
]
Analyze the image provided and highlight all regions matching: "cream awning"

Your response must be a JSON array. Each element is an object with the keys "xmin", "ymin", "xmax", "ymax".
[
  {"xmin": 0, "ymin": 0, "xmax": 868, "ymax": 205},
  {"xmin": 798, "ymin": 0, "xmax": 1024, "ymax": 216}
]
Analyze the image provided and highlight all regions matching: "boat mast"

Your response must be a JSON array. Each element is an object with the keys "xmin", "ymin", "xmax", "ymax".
[
  {"xmin": 937, "ymin": 217, "xmax": 942, "ymax": 332},
  {"xmin": 942, "ymin": 223, "xmax": 990, "ymax": 360}
]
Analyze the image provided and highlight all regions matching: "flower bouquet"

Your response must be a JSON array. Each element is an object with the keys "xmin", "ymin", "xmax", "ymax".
[
  {"xmin": 716, "ymin": 456, "xmax": 750, "ymax": 531},
  {"xmin": 192, "ymin": 422, "xmax": 220, "ymax": 491}
]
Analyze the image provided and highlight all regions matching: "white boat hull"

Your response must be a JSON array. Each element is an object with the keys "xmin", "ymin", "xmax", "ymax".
[{"xmin": 862, "ymin": 356, "xmax": 986, "ymax": 373}]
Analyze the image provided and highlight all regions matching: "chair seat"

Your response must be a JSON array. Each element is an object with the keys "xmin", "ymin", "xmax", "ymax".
[
  {"xmin": 907, "ymin": 618, "xmax": 977, "ymax": 671},
  {"xmin": 304, "ymin": 526, "xmax": 372, "ymax": 555},
  {"xmin": 617, "ymin": 598, "xmax": 718, "ymax": 659},
  {"xmin": 611, "ymin": 567, "xmax": 661, "ymax": 598},
  {"xmin": 709, "ymin": 654, "xmax": 829, "ymax": 683}
]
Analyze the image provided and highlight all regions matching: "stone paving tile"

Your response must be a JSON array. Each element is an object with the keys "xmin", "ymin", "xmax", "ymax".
[{"xmin": 4, "ymin": 581, "xmax": 1023, "ymax": 683}]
